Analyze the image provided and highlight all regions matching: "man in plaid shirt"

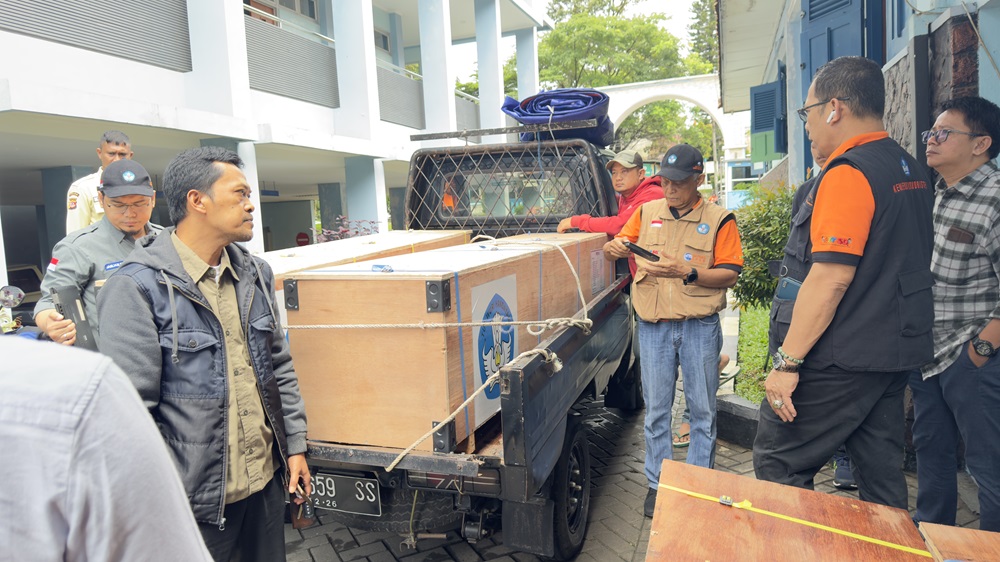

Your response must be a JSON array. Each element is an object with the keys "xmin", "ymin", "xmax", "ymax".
[{"xmin": 911, "ymin": 96, "xmax": 1000, "ymax": 533}]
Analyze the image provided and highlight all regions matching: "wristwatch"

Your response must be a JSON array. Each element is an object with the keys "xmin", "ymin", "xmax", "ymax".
[
  {"xmin": 972, "ymin": 337, "xmax": 997, "ymax": 357},
  {"xmin": 682, "ymin": 268, "xmax": 698, "ymax": 286},
  {"xmin": 772, "ymin": 351, "xmax": 800, "ymax": 373}
]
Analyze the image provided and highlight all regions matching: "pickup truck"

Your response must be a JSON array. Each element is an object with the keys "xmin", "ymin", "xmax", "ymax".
[{"xmin": 304, "ymin": 133, "xmax": 643, "ymax": 560}]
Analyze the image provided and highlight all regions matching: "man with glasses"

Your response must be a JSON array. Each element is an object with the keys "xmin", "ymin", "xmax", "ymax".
[
  {"xmin": 603, "ymin": 143, "xmax": 744, "ymax": 517},
  {"xmin": 35, "ymin": 159, "xmax": 161, "ymax": 347},
  {"xmin": 753, "ymin": 56, "xmax": 935, "ymax": 510},
  {"xmin": 66, "ymin": 130, "xmax": 134, "ymax": 234},
  {"xmin": 911, "ymin": 96, "xmax": 1000, "ymax": 532},
  {"xmin": 558, "ymin": 149, "xmax": 664, "ymax": 277}
]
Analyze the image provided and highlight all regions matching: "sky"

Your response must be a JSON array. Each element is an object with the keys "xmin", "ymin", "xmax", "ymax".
[{"xmin": 451, "ymin": 0, "xmax": 697, "ymax": 83}]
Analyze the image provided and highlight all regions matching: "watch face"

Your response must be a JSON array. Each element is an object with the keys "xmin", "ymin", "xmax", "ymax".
[{"xmin": 974, "ymin": 339, "xmax": 995, "ymax": 357}]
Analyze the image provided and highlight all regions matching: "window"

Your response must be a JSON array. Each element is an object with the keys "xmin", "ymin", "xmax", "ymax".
[
  {"xmin": 374, "ymin": 29, "xmax": 391, "ymax": 53},
  {"xmin": 276, "ymin": 0, "xmax": 315, "ymax": 19}
]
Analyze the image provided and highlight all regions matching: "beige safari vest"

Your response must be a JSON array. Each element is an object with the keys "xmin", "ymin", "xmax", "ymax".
[{"xmin": 632, "ymin": 198, "xmax": 729, "ymax": 321}]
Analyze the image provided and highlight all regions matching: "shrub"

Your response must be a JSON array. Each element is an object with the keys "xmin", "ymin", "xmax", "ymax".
[
  {"xmin": 732, "ymin": 183, "xmax": 795, "ymax": 310},
  {"xmin": 735, "ymin": 305, "xmax": 769, "ymax": 404}
]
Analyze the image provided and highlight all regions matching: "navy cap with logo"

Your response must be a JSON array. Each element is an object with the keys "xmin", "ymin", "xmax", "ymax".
[
  {"xmin": 655, "ymin": 144, "xmax": 705, "ymax": 182},
  {"xmin": 99, "ymin": 159, "xmax": 155, "ymax": 198}
]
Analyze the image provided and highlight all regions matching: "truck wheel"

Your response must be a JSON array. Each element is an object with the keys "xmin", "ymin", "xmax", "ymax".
[
  {"xmin": 320, "ymin": 487, "xmax": 461, "ymax": 534},
  {"xmin": 549, "ymin": 417, "xmax": 591, "ymax": 560}
]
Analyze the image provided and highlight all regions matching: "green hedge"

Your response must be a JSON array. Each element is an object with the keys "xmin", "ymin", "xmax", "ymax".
[{"xmin": 732, "ymin": 184, "xmax": 795, "ymax": 310}]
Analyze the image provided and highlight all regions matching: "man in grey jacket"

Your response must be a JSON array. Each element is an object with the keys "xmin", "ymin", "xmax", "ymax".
[{"xmin": 97, "ymin": 146, "xmax": 310, "ymax": 562}]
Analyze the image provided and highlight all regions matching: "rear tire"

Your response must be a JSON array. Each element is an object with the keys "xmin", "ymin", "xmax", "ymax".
[{"xmin": 549, "ymin": 416, "xmax": 591, "ymax": 560}]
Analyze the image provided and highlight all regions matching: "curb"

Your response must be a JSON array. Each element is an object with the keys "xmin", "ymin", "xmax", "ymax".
[{"xmin": 717, "ymin": 393, "xmax": 759, "ymax": 450}]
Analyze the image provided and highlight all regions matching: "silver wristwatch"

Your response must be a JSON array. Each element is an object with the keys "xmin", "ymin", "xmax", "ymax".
[{"xmin": 772, "ymin": 351, "xmax": 800, "ymax": 373}]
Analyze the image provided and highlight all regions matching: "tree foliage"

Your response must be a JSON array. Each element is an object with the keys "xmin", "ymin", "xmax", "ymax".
[
  {"xmin": 547, "ymin": 0, "xmax": 635, "ymax": 22},
  {"xmin": 688, "ymin": 0, "xmax": 719, "ymax": 72},
  {"xmin": 731, "ymin": 184, "xmax": 796, "ymax": 310},
  {"xmin": 455, "ymin": 56, "xmax": 518, "ymax": 99}
]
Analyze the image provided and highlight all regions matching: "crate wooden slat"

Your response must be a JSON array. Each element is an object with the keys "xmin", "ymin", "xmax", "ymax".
[
  {"xmin": 920, "ymin": 522, "xmax": 1000, "ymax": 561},
  {"xmin": 647, "ymin": 460, "xmax": 929, "ymax": 562},
  {"xmin": 286, "ymin": 233, "xmax": 613, "ymax": 452}
]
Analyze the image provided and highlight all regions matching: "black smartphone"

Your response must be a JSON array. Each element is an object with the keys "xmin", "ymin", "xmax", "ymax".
[
  {"xmin": 51, "ymin": 285, "xmax": 99, "ymax": 351},
  {"xmin": 622, "ymin": 241, "xmax": 660, "ymax": 262}
]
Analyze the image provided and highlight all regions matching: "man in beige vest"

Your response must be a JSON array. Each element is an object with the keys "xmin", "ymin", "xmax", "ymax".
[{"xmin": 604, "ymin": 144, "xmax": 744, "ymax": 517}]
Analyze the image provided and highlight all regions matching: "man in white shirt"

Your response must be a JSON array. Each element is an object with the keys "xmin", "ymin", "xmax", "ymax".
[{"xmin": 66, "ymin": 130, "xmax": 133, "ymax": 234}]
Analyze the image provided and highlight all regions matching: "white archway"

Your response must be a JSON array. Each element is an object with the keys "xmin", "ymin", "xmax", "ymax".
[{"xmin": 601, "ymin": 74, "xmax": 746, "ymax": 156}]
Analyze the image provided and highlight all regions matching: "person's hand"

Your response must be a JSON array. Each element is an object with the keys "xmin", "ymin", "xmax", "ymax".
[
  {"xmin": 640, "ymin": 254, "xmax": 689, "ymax": 279},
  {"xmin": 603, "ymin": 238, "xmax": 630, "ymax": 259},
  {"xmin": 39, "ymin": 310, "xmax": 77, "ymax": 346},
  {"xmin": 764, "ymin": 369, "xmax": 799, "ymax": 422},
  {"xmin": 557, "ymin": 217, "xmax": 575, "ymax": 233},
  {"xmin": 968, "ymin": 341, "xmax": 990, "ymax": 368},
  {"xmin": 287, "ymin": 453, "xmax": 312, "ymax": 504}
]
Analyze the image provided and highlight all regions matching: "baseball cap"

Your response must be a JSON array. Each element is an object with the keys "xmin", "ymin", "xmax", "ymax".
[
  {"xmin": 605, "ymin": 149, "xmax": 644, "ymax": 171},
  {"xmin": 99, "ymin": 159, "xmax": 155, "ymax": 198},
  {"xmin": 655, "ymin": 144, "xmax": 705, "ymax": 181}
]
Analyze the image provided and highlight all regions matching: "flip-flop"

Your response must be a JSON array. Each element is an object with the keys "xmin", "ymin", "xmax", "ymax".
[{"xmin": 672, "ymin": 431, "xmax": 690, "ymax": 448}]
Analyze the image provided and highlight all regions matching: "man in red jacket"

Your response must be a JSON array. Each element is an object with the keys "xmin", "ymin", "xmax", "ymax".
[{"xmin": 558, "ymin": 149, "xmax": 664, "ymax": 277}]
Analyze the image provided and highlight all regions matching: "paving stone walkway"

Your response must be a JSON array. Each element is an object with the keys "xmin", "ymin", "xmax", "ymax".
[{"xmin": 285, "ymin": 398, "xmax": 981, "ymax": 561}]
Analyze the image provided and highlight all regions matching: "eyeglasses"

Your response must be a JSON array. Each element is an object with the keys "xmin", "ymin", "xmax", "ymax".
[
  {"xmin": 920, "ymin": 129, "xmax": 987, "ymax": 144},
  {"xmin": 796, "ymin": 97, "xmax": 851, "ymax": 123},
  {"xmin": 105, "ymin": 199, "xmax": 152, "ymax": 214}
]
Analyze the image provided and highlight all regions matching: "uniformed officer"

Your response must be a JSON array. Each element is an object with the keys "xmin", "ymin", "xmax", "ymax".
[
  {"xmin": 35, "ymin": 159, "xmax": 162, "ymax": 346},
  {"xmin": 65, "ymin": 130, "xmax": 133, "ymax": 234}
]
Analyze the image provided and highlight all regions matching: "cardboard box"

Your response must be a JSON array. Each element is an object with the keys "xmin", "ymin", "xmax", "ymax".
[
  {"xmin": 286, "ymin": 232, "xmax": 614, "ymax": 451},
  {"xmin": 258, "ymin": 230, "xmax": 470, "ymax": 327}
]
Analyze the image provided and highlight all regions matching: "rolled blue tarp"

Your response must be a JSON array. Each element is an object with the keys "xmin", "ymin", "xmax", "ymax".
[{"xmin": 501, "ymin": 88, "xmax": 615, "ymax": 148}]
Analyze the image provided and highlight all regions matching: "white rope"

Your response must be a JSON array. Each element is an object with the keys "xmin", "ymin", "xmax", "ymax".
[{"xmin": 385, "ymin": 348, "xmax": 563, "ymax": 472}]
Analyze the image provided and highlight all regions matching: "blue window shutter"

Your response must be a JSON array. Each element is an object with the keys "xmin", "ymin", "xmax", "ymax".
[
  {"xmin": 774, "ymin": 61, "xmax": 788, "ymax": 153},
  {"xmin": 750, "ymin": 81, "xmax": 779, "ymax": 134}
]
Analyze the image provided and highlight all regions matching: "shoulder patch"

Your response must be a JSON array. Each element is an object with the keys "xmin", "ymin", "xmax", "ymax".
[{"xmin": 68, "ymin": 195, "xmax": 78, "ymax": 210}]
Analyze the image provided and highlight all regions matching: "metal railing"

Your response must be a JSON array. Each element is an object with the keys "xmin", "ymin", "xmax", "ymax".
[
  {"xmin": 455, "ymin": 90, "xmax": 480, "ymax": 104},
  {"xmin": 243, "ymin": 4, "xmax": 334, "ymax": 45},
  {"xmin": 375, "ymin": 58, "xmax": 422, "ymax": 81}
]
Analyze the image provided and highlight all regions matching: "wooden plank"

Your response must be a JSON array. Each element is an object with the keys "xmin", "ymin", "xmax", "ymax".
[
  {"xmin": 647, "ymin": 460, "xmax": 929, "ymax": 562},
  {"xmin": 287, "ymin": 233, "xmax": 608, "ymax": 452},
  {"xmin": 920, "ymin": 522, "xmax": 1000, "ymax": 562}
]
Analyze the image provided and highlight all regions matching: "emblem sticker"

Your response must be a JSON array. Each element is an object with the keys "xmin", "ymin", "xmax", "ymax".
[
  {"xmin": 667, "ymin": 154, "xmax": 678, "ymax": 164},
  {"xmin": 477, "ymin": 294, "xmax": 514, "ymax": 400},
  {"xmin": 122, "ymin": 170, "xmax": 136, "ymax": 182},
  {"xmin": 684, "ymin": 253, "xmax": 693, "ymax": 261},
  {"xmin": 900, "ymin": 158, "xmax": 911, "ymax": 177},
  {"xmin": 697, "ymin": 223, "xmax": 710, "ymax": 235}
]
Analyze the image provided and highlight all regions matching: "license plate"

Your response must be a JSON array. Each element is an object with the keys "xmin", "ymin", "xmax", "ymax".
[{"xmin": 310, "ymin": 472, "xmax": 382, "ymax": 516}]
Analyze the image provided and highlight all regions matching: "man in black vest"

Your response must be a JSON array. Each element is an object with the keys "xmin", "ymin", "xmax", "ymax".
[{"xmin": 753, "ymin": 56, "xmax": 935, "ymax": 509}]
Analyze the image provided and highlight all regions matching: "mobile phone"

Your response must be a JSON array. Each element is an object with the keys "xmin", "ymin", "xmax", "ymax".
[
  {"xmin": 51, "ymin": 285, "xmax": 99, "ymax": 351},
  {"xmin": 775, "ymin": 277, "xmax": 802, "ymax": 300},
  {"xmin": 622, "ymin": 241, "xmax": 660, "ymax": 262}
]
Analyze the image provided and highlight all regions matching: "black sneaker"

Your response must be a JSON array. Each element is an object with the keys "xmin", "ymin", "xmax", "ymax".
[
  {"xmin": 832, "ymin": 451, "xmax": 858, "ymax": 490},
  {"xmin": 644, "ymin": 487, "xmax": 657, "ymax": 517}
]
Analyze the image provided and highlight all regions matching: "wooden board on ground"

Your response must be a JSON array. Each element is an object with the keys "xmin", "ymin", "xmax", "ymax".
[
  {"xmin": 286, "ymin": 232, "xmax": 614, "ymax": 452},
  {"xmin": 920, "ymin": 522, "xmax": 1000, "ymax": 561},
  {"xmin": 646, "ymin": 460, "xmax": 929, "ymax": 562}
]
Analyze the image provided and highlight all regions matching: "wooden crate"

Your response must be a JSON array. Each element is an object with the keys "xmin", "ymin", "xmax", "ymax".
[
  {"xmin": 920, "ymin": 522, "xmax": 1000, "ymax": 562},
  {"xmin": 258, "ymin": 230, "xmax": 469, "ymax": 327},
  {"xmin": 286, "ymin": 232, "xmax": 613, "ymax": 451},
  {"xmin": 647, "ymin": 460, "xmax": 929, "ymax": 561}
]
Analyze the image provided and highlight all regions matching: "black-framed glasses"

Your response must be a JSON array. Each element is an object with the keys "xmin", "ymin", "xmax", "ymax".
[
  {"xmin": 796, "ymin": 97, "xmax": 851, "ymax": 123},
  {"xmin": 105, "ymin": 199, "xmax": 153, "ymax": 214},
  {"xmin": 920, "ymin": 129, "xmax": 987, "ymax": 144}
]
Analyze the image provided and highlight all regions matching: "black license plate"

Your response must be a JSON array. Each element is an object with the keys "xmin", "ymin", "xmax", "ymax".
[{"xmin": 310, "ymin": 472, "xmax": 382, "ymax": 516}]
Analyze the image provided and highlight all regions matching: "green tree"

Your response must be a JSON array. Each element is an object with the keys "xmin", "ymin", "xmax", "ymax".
[
  {"xmin": 455, "ymin": 56, "xmax": 518, "ymax": 99},
  {"xmin": 547, "ymin": 0, "xmax": 635, "ymax": 22},
  {"xmin": 688, "ymin": 0, "xmax": 719, "ymax": 72},
  {"xmin": 732, "ymin": 184, "xmax": 796, "ymax": 310},
  {"xmin": 538, "ymin": 13, "xmax": 684, "ymax": 88}
]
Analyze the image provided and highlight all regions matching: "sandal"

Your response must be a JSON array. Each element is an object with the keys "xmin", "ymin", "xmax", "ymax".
[{"xmin": 672, "ymin": 431, "xmax": 690, "ymax": 449}]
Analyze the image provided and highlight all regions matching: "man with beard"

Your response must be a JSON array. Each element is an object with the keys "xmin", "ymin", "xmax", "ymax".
[{"xmin": 97, "ymin": 147, "xmax": 311, "ymax": 561}]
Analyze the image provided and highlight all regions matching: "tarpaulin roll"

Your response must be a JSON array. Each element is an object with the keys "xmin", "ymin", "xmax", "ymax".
[{"xmin": 501, "ymin": 88, "xmax": 615, "ymax": 148}]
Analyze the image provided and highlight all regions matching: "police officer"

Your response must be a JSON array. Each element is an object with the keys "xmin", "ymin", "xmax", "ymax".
[
  {"xmin": 35, "ymin": 159, "xmax": 162, "ymax": 346},
  {"xmin": 66, "ymin": 130, "xmax": 133, "ymax": 234}
]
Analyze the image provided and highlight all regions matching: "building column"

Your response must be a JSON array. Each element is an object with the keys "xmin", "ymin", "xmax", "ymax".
[
  {"xmin": 418, "ymin": 0, "xmax": 457, "ymax": 133},
  {"xmin": 389, "ymin": 12, "xmax": 406, "ymax": 67},
  {"xmin": 318, "ymin": 182, "xmax": 343, "ymax": 231},
  {"xmin": 475, "ymin": 0, "xmax": 504, "ymax": 141},
  {"xmin": 981, "ymin": 1, "xmax": 1000, "ymax": 97},
  {"xmin": 332, "ymin": 0, "xmax": 380, "ymax": 138},
  {"xmin": 40, "ymin": 166, "xmax": 95, "ymax": 261},
  {"xmin": 184, "ymin": 0, "xmax": 253, "ymax": 118},
  {"xmin": 344, "ymin": 156, "xmax": 389, "ymax": 232},
  {"xmin": 515, "ymin": 27, "xmax": 539, "ymax": 100},
  {"xmin": 200, "ymin": 138, "xmax": 264, "ymax": 254}
]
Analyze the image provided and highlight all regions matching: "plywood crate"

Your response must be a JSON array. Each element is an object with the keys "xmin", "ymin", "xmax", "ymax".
[
  {"xmin": 286, "ymin": 232, "xmax": 614, "ymax": 451},
  {"xmin": 258, "ymin": 230, "xmax": 470, "ymax": 327}
]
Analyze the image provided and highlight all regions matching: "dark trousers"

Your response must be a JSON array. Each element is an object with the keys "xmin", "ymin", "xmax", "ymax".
[
  {"xmin": 910, "ymin": 349, "xmax": 1000, "ymax": 532},
  {"xmin": 753, "ymin": 368, "xmax": 910, "ymax": 509},
  {"xmin": 199, "ymin": 473, "xmax": 286, "ymax": 562}
]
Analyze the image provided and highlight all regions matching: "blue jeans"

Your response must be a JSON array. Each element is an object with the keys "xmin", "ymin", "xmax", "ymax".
[
  {"xmin": 639, "ymin": 315, "xmax": 722, "ymax": 487},
  {"xmin": 910, "ymin": 346, "xmax": 1000, "ymax": 532}
]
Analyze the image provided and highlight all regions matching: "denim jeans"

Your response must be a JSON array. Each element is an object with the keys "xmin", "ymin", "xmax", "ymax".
[
  {"xmin": 910, "ymin": 346, "xmax": 1000, "ymax": 532},
  {"xmin": 639, "ymin": 314, "xmax": 722, "ymax": 487}
]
